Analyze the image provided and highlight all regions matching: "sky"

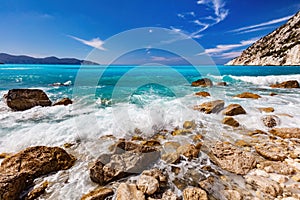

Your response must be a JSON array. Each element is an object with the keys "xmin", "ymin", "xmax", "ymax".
[{"xmin": 0, "ymin": 0, "xmax": 299, "ymax": 65}]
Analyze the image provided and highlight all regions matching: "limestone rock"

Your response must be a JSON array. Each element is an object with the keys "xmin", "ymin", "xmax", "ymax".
[
  {"xmin": 223, "ymin": 104, "xmax": 246, "ymax": 116},
  {"xmin": 183, "ymin": 120, "xmax": 197, "ymax": 129},
  {"xmin": 183, "ymin": 187, "xmax": 208, "ymax": 200},
  {"xmin": 222, "ymin": 117, "xmax": 239, "ymax": 127},
  {"xmin": 176, "ymin": 144, "xmax": 200, "ymax": 160},
  {"xmin": 245, "ymin": 175, "xmax": 282, "ymax": 197},
  {"xmin": 141, "ymin": 168, "xmax": 167, "ymax": 187},
  {"xmin": 270, "ymin": 80, "xmax": 300, "ymax": 88},
  {"xmin": 258, "ymin": 161, "xmax": 296, "ymax": 175},
  {"xmin": 195, "ymin": 91, "xmax": 210, "ymax": 97},
  {"xmin": 224, "ymin": 190, "xmax": 242, "ymax": 200},
  {"xmin": 53, "ymin": 97, "xmax": 73, "ymax": 106},
  {"xmin": 269, "ymin": 128, "xmax": 300, "ymax": 139},
  {"xmin": 116, "ymin": 183, "xmax": 145, "ymax": 200},
  {"xmin": 137, "ymin": 175, "xmax": 159, "ymax": 195},
  {"xmin": 194, "ymin": 100, "xmax": 224, "ymax": 114},
  {"xmin": 25, "ymin": 181, "xmax": 48, "ymax": 200},
  {"xmin": 258, "ymin": 107, "xmax": 274, "ymax": 113},
  {"xmin": 234, "ymin": 92, "xmax": 261, "ymax": 99},
  {"xmin": 255, "ymin": 143, "xmax": 287, "ymax": 161},
  {"xmin": 81, "ymin": 187, "xmax": 114, "ymax": 200},
  {"xmin": 261, "ymin": 115, "xmax": 279, "ymax": 128},
  {"xmin": 4, "ymin": 89, "xmax": 52, "ymax": 111},
  {"xmin": 191, "ymin": 78, "xmax": 213, "ymax": 87},
  {"xmin": 209, "ymin": 142, "xmax": 256, "ymax": 175}
]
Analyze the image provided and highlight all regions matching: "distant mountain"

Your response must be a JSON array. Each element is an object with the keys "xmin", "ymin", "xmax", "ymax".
[
  {"xmin": 227, "ymin": 11, "xmax": 300, "ymax": 66},
  {"xmin": 0, "ymin": 53, "xmax": 98, "ymax": 65}
]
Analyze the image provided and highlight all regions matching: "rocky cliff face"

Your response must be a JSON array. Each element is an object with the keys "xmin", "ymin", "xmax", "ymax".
[{"xmin": 227, "ymin": 11, "xmax": 300, "ymax": 66}]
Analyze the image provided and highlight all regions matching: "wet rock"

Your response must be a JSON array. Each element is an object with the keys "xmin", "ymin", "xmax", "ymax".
[
  {"xmin": 292, "ymin": 174, "xmax": 300, "ymax": 182},
  {"xmin": 255, "ymin": 142, "xmax": 287, "ymax": 161},
  {"xmin": 191, "ymin": 78, "xmax": 213, "ymax": 87},
  {"xmin": 171, "ymin": 129, "xmax": 192, "ymax": 136},
  {"xmin": 269, "ymin": 128, "xmax": 300, "ymax": 139},
  {"xmin": 0, "ymin": 153, "xmax": 11, "ymax": 159},
  {"xmin": 90, "ymin": 141, "xmax": 160, "ymax": 185},
  {"xmin": 224, "ymin": 190, "xmax": 242, "ymax": 200},
  {"xmin": 183, "ymin": 187, "xmax": 208, "ymax": 200},
  {"xmin": 141, "ymin": 140, "xmax": 161, "ymax": 147},
  {"xmin": 270, "ymin": 92, "xmax": 278, "ymax": 96},
  {"xmin": 195, "ymin": 91, "xmax": 210, "ymax": 97},
  {"xmin": 258, "ymin": 161, "xmax": 296, "ymax": 175},
  {"xmin": 216, "ymin": 82, "xmax": 227, "ymax": 86},
  {"xmin": 235, "ymin": 140, "xmax": 251, "ymax": 147},
  {"xmin": 81, "ymin": 187, "xmax": 114, "ymax": 200},
  {"xmin": 234, "ymin": 92, "xmax": 261, "ymax": 99},
  {"xmin": 5, "ymin": 89, "xmax": 52, "ymax": 111},
  {"xmin": 53, "ymin": 97, "xmax": 73, "ymax": 106},
  {"xmin": 270, "ymin": 80, "xmax": 300, "ymax": 88},
  {"xmin": 163, "ymin": 142, "xmax": 180, "ymax": 153},
  {"xmin": 222, "ymin": 117, "xmax": 239, "ymax": 127},
  {"xmin": 209, "ymin": 142, "xmax": 256, "ymax": 175},
  {"xmin": 183, "ymin": 120, "xmax": 197, "ymax": 129},
  {"xmin": 258, "ymin": 107, "xmax": 274, "ymax": 113},
  {"xmin": 245, "ymin": 175, "xmax": 282, "ymax": 197},
  {"xmin": 176, "ymin": 144, "xmax": 200, "ymax": 160},
  {"xmin": 223, "ymin": 104, "xmax": 246, "ymax": 116},
  {"xmin": 248, "ymin": 129, "xmax": 268, "ymax": 136},
  {"xmin": 142, "ymin": 168, "xmax": 167, "ymax": 188},
  {"xmin": 194, "ymin": 100, "xmax": 224, "ymax": 114},
  {"xmin": 116, "ymin": 183, "xmax": 145, "ymax": 200},
  {"xmin": 25, "ymin": 181, "xmax": 48, "ymax": 200},
  {"xmin": 137, "ymin": 175, "xmax": 159, "ymax": 195},
  {"xmin": 262, "ymin": 115, "xmax": 279, "ymax": 128}
]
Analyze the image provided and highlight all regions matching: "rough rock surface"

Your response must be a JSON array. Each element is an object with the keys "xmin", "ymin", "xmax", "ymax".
[
  {"xmin": 227, "ymin": 11, "xmax": 300, "ymax": 66},
  {"xmin": 209, "ymin": 142, "xmax": 256, "ymax": 175},
  {"xmin": 258, "ymin": 107, "xmax": 275, "ymax": 113},
  {"xmin": 269, "ymin": 128, "xmax": 300, "ymax": 139},
  {"xmin": 194, "ymin": 100, "xmax": 224, "ymax": 114},
  {"xmin": 222, "ymin": 117, "xmax": 239, "ymax": 127},
  {"xmin": 183, "ymin": 187, "xmax": 208, "ymax": 200},
  {"xmin": 0, "ymin": 173, "xmax": 30, "ymax": 200},
  {"xmin": 234, "ymin": 92, "xmax": 261, "ymax": 99},
  {"xmin": 222, "ymin": 104, "xmax": 246, "ymax": 116},
  {"xmin": 258, "ymin": 161, "xmax": 296, "ymax": 175},
  {"xmin": 53, "ymin": 97, "xmax": 73, "ymax": 106},
  {"xmin": 137, "ymin": 175, "xmax": 159, "ymax": 195},
  {"xmin": 270, "ymin": 80, "xmax": 300, "ymax": 88},
  {"xmin": 255, "ymin": 143, "xmax": 287, "ymax": 161},
  {"xmin": 262, "ymin": 115, "xmax": 279, "ymax": 128},
  {"xmin": 4, "ymin": 89, "xmax": 52, "ymax": 111},
  {"xmin": 216, "ymin": 82, "xmax": 227, "ymax": 86},
  {"xmin": 183, "ymin": 120, "xmax": 197, "ymax": 129},
  {"xmin": 195, "ymin": 91, "xmax": 210, "ymax": 97},
  {"xmin": 116, "ymin": 183, "xmax": 145, "ymax": 200},
  {"xmin": 81, "ymin": 187, "xmax": 114, "ymax": 200},
  {"xmin": 25, "ymin": 181, "xmax": 49, "ymax": 200},
  {"xmin": 191, "ymin": 78, "xmax": 213, "ymax": 87}
]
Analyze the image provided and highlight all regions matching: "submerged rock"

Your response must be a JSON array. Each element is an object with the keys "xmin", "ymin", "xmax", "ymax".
[
  {"xmin": 116, "ymin": 183, "xmax": 145, "ymax": 200},
  {"xmin": 183, "ymin": 187, "xmax": 208, "ymax": 200},
  {"xmin": 53, "ymin": 97, "xmax": 73, "ymax": 106},
  {"xmin": 261, "ymin": 115, "xmax": 279, "ymax": 128},
  {"xmin": 191, "ymin": 78, "xmax": 213, "ymax": 87},
  {"xmin": 195, "ymin": 91, "xmax": 210, "ymax": 97},
  {"xmin": 4, "ymin": 89, "xmax": 52, "ymax": 111},
  {"xmin": 194, "ymin": 100, "xmax": 224, "ymax": 114},
  {"xmin": 222, "ymin": 104, "xmax": 246, "ymax": 116},
  {"xmin": 183, "ymin": 120, "xmax": 197, "ymax": 129},
  {"xmin": 209, "ymin": 142, "xmax": 256, "ymax": 175},
  {"xmin": 234, "ymin": 92, "xmax": 261, "ymax": 99},
  {"xmin": 270, "ymin": 80, "xmax": 300, "ymax": 88},
  {"xmin": 216, "ymin": 82, "xmax": 227, "ymax": 86},
  {"xmin": 269, "ymin": 128, "xmax": 300, "ymax": 139},
  {"xmin": 245, "ymin": 175, "xmax": 282, "ymax": 197},
  {"xmin": 81, "ymin": 187, "xmax": 114, "ymax": 200},
  {"xmin": 258, "ymin": 107, "xmax": 275, "ymax": 113},
  {"xmin": 255, "ymin": 143, "xmax": 287, "ymax": 161},
  {"xmin": 222, "ymin": 117, "xmax": 239, "ymax": 127}
]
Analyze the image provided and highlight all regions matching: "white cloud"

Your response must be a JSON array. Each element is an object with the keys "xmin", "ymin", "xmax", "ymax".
[
  {"xmin": 151, "ymin": 56, "xmax": 181, "ymax": 62},
  {"xmin": 218, "ymin": 51, "xmax": 243, "ymax": 59},
  {"xmin": 69, "ymin": 35, "xmax": 106, "ymax": 50},
  {"xmin": 230, "ymin": 15, "xmax": 292, "ymax": 34}
]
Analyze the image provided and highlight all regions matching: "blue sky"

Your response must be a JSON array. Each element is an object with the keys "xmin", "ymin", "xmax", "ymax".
[{"xmin": 0, "ymin": 0, "xmax": 299, "ymax": 64}]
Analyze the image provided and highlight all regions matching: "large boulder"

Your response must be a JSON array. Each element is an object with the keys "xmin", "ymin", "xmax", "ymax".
[
  {"xmin": 270, "ymin": 80, "xmax": 300, "ymax": 88},
  {"xmin": 234, "ymin": 92, "xmax": 261, "ymax": 99},
  {"xmin": 90, "ymin": 140, "xmax": 160, "ymax": 185},
  {"xmin": 269, "ymin": 128, "xmax": 300, "ymax": 139},
  {"xmin": 4, "ymin": 89, "xmax": 52, "ymax": 111},
  {"xmin": 194, "ymin": 100, "xmax": 224, "ymax": 114},
  {"xmin": 191, "ymin": 78, "xmax": 213, "ymax": 87},
  {"xmin": 209, "ymin": 142, "xmax": 256, "ymax": 175},
  {"xmin": 222, "ymin": 104, "xmax": 246, "ymax": 116}
]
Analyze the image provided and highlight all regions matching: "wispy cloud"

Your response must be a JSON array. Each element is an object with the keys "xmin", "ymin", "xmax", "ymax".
[
  {"xmin": 68, "ymin": 35, "xmax": 106, "ymax": 50},
  {"xmin": 230, "ymin": 15, "xmax": 292, "ymax": 34},
  {"xmin": 151, "ymin": 56, "xmax": 182, "ymax": 62},
  {"xmin": 218, "ymin": 51, "xmax": 243, "ymax": 59}
]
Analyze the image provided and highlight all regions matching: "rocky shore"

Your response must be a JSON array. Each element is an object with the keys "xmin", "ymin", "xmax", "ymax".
[{"xmin": 1, "ymin": 79, "xmax": 300, "ymax": 200}]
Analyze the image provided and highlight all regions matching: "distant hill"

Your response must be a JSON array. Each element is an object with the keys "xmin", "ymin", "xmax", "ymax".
[
  {"xmin": 0, "ymin": 53, "xmax": 98, "ymax": 65},
  {"xmin": 227, "ymin": 11, "xmax": 300, "ymax": 66}
]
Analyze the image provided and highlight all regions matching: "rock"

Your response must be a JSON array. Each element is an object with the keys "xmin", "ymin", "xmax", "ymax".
[
  {"xmin": 176, "ymin": 144, "xmax": 200, "ymax": 160},
  {"xmin": 53, "ymin": 98, "xmax": 73, "ymax": 106},
  {"xmin": 209, "ymin": 142, "xmax": 256, "ymax": 175},
  {"xmin": 269, "ymin": 128, "xmax": 300, "ymax": 139},
  {"xmin": 234, "ymin": 92, "xmax": 261, "ymax": 99},
  {"xmin": 5, "ymin": 89, "xmax": 52, "ymax": 111},
  {"xmin": 216, "ymin": 82, "xmax": 227, "ymax": 86},
  {"xmin": 222, "ymin": 117, "xmax": 239, "ymax": 127},
  {"xmin": 261, "ymin": 115, "xmax": 279, "ymax": 128},
  {"xmin": 90, "ymin": 140, "xmax": 160, "ymax": 185},
  {"xmin": 255, "ymin": 142, "xmax": 287, "ymax": 161},
  {"xmin": 142, "ymin": 168, "xmax": 167, "ymax": 188},
  {"xmin": 195, "ymin": 91, "xmax": 210, "ymax": 97},
  {"xmin": 224, "ymin": 190, "xmax": 242, "ymax": 200},
  {"xmin": 194, "ymin": 100, "xmax": 224, "ymax": 114},
  {"xmin": 245, "ymin": 175, "xmax": 282, "ymax": 197},
  {"xmin": 137, "ymin": 175, "xmax": 159, "ymax": 195},
  {"xmin": 292, "ymin": 174, "xmax": 300, "ymax": 182},
  {"xmin": 161, "ymin": 190, "xmax": 177, "ymax": 200},
  {"xmin": 116, "ymin": 183, "xmax": 145, "ymax": 200},
  {"xmin": 248, "ymin": 129, "xmax": 268, "ymax": 136},
  {"xmin": 0, "ymin": 153, "xmax": 11, "ymax": 159},
  {"xmin": 163, "ymin": 142, "xmax": 180, "ymax": 153},
  {"xmin": 270, "ymin": 92, "xmax": 278, "ymax": 96},
  {"xmin": 161, "ymin": 152, "xmax": 180, "ymax": 164},
  {"xmin": 269, "ymin": 173, "xmax": 288, "ymax": 184},
  {"xmin": 258, "ymin": 107, "xmax": 274, "ymax": 113},
  {"xmin": 25, "ymin": 181, "xmax": 48, "ymax": 200},
  {"xmin": 222, "ymin": 104, "xmax": 246, "ymax": 116},
  {"xmin": 81, "ymin": 187, "xmax": 114, "ymax": 200},
  {"xmin": 191, "ymin": 78, "xmax": 213, "ymax": 87},
  {"xmin": 258, "ymin": 161, "xmax": 296, "ymax": 175},
  {"xmin": 183, "ymin": 120, "xmax": 197, "ymax": 129},
  {"xmin": 183, "ymin": 187, "xmax": 208, "ymax": 200},
  {"xmin": 270, "ymin": 80, "xmax": 300, "ymax": 88},
  {"xmin": 171, "ymin": 129, "xmax": 192, "ymax": 136},
  {"xmin": 141, "ymin": 140, "xmax": 161, "ymax": 147}
]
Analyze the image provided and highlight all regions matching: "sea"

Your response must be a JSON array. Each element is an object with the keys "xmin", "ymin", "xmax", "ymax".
[{"xmin": 1, "ymin": 64, "xmax": 300, "ymax": 199}]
